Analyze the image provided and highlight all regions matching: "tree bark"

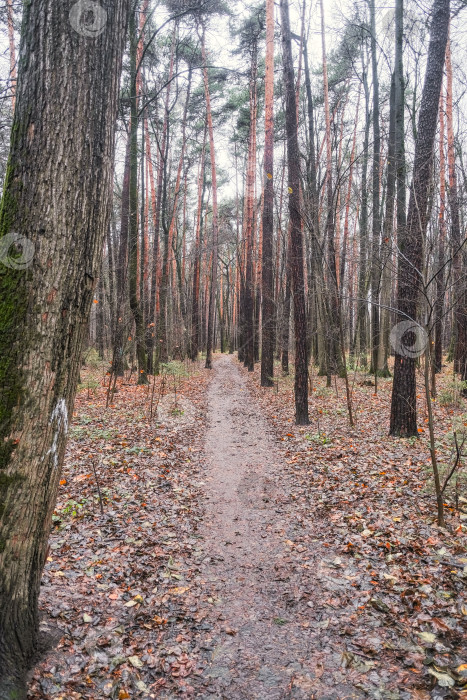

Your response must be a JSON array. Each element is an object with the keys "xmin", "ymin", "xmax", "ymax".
[
  {"xmin": 243, "ymin": 38, "xmax": 258, "ymax": 373},
  {"xmin": 0, "ymin": 0, "xmax": 129, "ymax": 694},
  {"xmin": 129, "ymin": 4, "xmax": 148, "ymax": 384},
  {"xmin": 320, "ymin": 0, "xmax": 341, "ymax": 378},
  {"xmin": 390, "ymin": 0, "xmax": 450, "ymax": 436},
  {"xmin": 378, "ymin": 73, "xmax": 396, "ymax": 377},
  {"xmin": 369, "ymin": 0, "xmax": 381, "ymax": 377},
  {"xmin": 201, "ymin": 27, "xmax": 219, "ymax": 370},
  {"xmin": 445, "ymin": 36, "xmax": 464, "ymax": 379},
  {"xmin": 191, "ymin": 130, "xmax": 207, "ymax": 362},
  {"xmin": 435, "ymin": 88, "xmax": 447, "ymax": 373},
  {"xmin": 356, "ymin": 60, "xmax": 370, "ymax": 366},
  {"xmin": 280, "ymin": 0, "xmax": 309, "ymax": 424},
  {"xmin": 5, "ymin": 0, "xmax": 16, "ymax": 112},
  {"xmin": 113, "ymin": 137, "xmax": 131, "ymax": 378}
]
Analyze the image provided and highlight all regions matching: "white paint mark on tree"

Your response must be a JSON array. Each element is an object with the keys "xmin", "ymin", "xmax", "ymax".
[{"xmin": 45, "ymin": 399, "xmax": 69, "ymax": 468}]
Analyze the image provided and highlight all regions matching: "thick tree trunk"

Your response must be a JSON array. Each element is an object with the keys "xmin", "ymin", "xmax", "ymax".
[
  {"xmin": 280, "ymin": 0, "xmax": 309, "ymax": 424},
  {"xmin": 390, "ymin": 0, "xmax": 449, "ymax": 436},
  {"xmin": 0, "ymin": 0, "xmax": 129, "ymax": 695}
]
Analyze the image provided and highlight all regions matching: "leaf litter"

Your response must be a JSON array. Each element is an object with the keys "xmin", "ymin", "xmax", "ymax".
[{"xmin": 28, "ymin": 357, "xmax": 466, "ymax": 699}]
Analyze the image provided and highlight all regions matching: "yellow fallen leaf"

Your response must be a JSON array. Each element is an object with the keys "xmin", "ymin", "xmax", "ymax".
[
  {"xmin": 170, "ymin": 586, "xmax": 189, "ymax": 595},
  {"xmin": 418, "ymin": 631, "xmax": 436, "ymax": 644}
]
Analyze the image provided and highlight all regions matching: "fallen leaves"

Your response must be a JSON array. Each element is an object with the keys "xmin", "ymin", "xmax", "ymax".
[
  {"xmin": 31, "ymin": 363, "xmax": 210, "ymax": 699},
  {"xmin": 29, "ymin": 358, "xmax": 467, "ymax": 699},
  {"xmin": 244, "ymin": 361, "xmax": 467, "ymax": 697}
]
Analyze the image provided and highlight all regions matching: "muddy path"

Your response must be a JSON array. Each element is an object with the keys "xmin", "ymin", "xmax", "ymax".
[{"xmin": 190, "ymin": 355, "xmax": 321, "ymax": 699}]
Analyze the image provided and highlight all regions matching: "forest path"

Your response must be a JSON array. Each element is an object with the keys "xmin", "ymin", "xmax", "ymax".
[{"xmin": 193, "ymin": 355, "xmax": 315, "ymax": 699}]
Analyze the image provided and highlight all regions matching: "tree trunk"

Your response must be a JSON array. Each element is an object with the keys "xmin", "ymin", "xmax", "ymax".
[
  {"xmin": 280, "ymin": 0, "xmax": 309, "ymax": 425},
  {"xmin": 390, "ymin": 0, "xmax": 449, "ymax": 436},
  {"xmin": 435, "ymin": 88, "xmax": 447, "ymax": 373},
  {"xmin": 5, "ymin": 0, "xmax": 16, "ymax": 112},
  {"xmin": 260, "ymin": 0, "xmax": 275, "ymax": 387},
  {"xmin": 320, "ymin": 0, "xmax": 341, "ymax": 378},
  {"xmin": 369, "ymin": 0, "xmax": 381, "ymax": 377},
  {"xmin": 113, "ymin": 137, "xmax": 131, "ymax": 377},
  {"xmin": 201, "ymin": 27, "xmax": 220, "ymax": 370},
  {"xmin": 191, "ymin": 131, "xmax": 206, "ymax": 362},
  {"xmin": 0, "ymin": 0, "xmax": 129, "ymax": 694},
  {"xmin": 128, "ymin": 5, "xmax": 148, "ymax": 384},
  {"xmin": 243, "ymin": 39, "xmax": 258, "ymax": 373},
  {"xmin": 378, "ymin": 73, "xmax": 396, "ymax": 377},
  {"xmin": 356, "ymin": 61, "xmax": 370, "ymax": 366},
  {"xmin": 148, "ymin": 24, "xmax": 176, "ymax": 373},
  {"xmin": 446, "ymin": 36, "xmax": 464, "ymax": 380}
]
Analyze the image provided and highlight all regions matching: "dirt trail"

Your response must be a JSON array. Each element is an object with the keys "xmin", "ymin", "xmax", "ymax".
[{"xmin": 193, "ymin": 355, "xmax": 315, "ymax": 699}]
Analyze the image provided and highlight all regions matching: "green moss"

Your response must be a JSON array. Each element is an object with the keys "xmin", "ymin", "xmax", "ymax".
[
  {"xmin": 0, "ymin": 144, "xmax": 28, "ymax": 474},
  {"xmin": 0, "ymin": 472, "xmax": 25, "ymax": 488},
  {"xmin": 0, "ymin": 472, "xmax": 25, "ymax": 525}
]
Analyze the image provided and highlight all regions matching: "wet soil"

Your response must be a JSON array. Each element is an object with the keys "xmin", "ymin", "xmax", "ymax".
[{"xmin": 190, "ymin": 355, "xmax": 349, "ymax": 699}]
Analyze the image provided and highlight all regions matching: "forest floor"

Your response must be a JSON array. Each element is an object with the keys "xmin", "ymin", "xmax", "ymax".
[{"xmin": 29, "ymin": 354, "xmax": 467, "ymax": 700}]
